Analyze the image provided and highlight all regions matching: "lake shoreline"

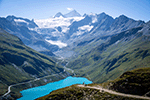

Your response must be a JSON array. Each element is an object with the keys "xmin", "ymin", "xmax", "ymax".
[{"xmin": 18, "ymin": 76, "xmax": 92, "ymax": 100}]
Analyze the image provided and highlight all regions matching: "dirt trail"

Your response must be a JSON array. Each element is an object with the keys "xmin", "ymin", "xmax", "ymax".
[{"xmin": 78, "ymin": 85, "xmax": 150, "ymax": 100}]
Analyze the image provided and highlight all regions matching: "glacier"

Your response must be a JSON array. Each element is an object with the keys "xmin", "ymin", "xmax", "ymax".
[
  {"xmin": 45, "ymin": 39, "xmax": 67, "ymax": 48},
  {"xmin": 34, "ymin": 16, "xmax": 84, "ymax": 28}
]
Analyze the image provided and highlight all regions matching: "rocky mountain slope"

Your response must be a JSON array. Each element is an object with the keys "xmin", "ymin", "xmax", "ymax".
[
  {"xmin": 52, "ymin": 12, "xmax": 144, "ymax": 58},
  {"xmin": 0, "ymin": 11, "xmax": 144, "ymax": 56},
  {"xmin": 67, "ymin": 21, "xmax": 150, "ymax": 83},
  {"xmin": 0, "ymin": 10, "xmax": 149, "ymax": 99},
  {"xmin": 0, "ymin": 16, "xmax": 59, "ymax": 52},
  {"xmin": 64, "ymin": 10, "xmax": 81, "ymax": 17},
  {"xmin": 54, "ymin": 12, "xmax": 65, "ymax": 18}
]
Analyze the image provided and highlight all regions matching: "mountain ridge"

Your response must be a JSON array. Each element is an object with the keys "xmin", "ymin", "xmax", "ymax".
[
  {"xmin": 66, "ymin": 21, "xmax": 150, "ymax": 83},
  {"xmin": 64, "ymin": 10, "xmax": 81, "ymax": 17},
  {"xmin": 54, "ymin": 12, "xmax": 145, "ymax": 58},
  {"xmin": 0, "ymin": 28, "xmax": 68, "ymax": 99},
  {"xmin": 54, "ymin": 12, "xmax": 65, "ymax": 18},
  {"xmin": 0, "ymin": 10, "xmax": 150, "ymax": 100},
  {"xmin": 0, "ymin": 16, "xmax": 59, "ymax": 52},
  {"xmin": 53, "ymin": 10, "xmax": 81, "ymax": 18},
  {"xmin": 1, "ymin": 12, "xmax": 144, "ymax": 54}
]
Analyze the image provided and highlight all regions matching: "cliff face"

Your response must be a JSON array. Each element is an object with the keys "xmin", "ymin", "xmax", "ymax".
[{"xmin": 67, "ymin": 21, "xmax": 150, "ymax": 84}]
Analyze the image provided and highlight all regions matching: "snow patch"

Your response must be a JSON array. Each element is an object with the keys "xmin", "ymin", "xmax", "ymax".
[
  {"xmin": 72, "ymin": 25, "xmax": 94, "ymax": 36},
  {"xmin": 78, "ymin": 25, "xmax": 94, "ymax": 31},
  {"xmin": 62, "ymin": 27, "xmax": 69, "ymax": 33},
  {"xmin": 71, "ymin": 31, "xmax": 84, "ymax": 36},
  {"xmin": 14, "ymin": 19, "xmax": 29, "ymax": 24},
  {"xmin": 92, "ymin": 17, "xmax": 98, "ymax": 23},
  {"xmin": 55, "ymin": 15, "xmax": 64, "ymax": 18},
  {"xmin": 115, "ymin": 40, "xmax": 120, "ymax": 44},
  {"xmin": 89, "ymin": 13, "xmax": 96, "ymax": 16},
  {"xmin": 45, "ymin": 39, "xmax": 67, "ymax": 48}
]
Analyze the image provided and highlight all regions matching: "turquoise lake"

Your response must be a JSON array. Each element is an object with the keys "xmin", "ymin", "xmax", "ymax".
[{"xmin": 18, "ymin": 76, "xmax": 92, "ymax": 100}]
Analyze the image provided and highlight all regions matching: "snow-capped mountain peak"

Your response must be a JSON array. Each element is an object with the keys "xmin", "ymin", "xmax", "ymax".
[
  {"xmin": 64, "ymin": 10, "xmax": 81, "ymax": 17},
  {"xmin": 6, "ymin": 15, "xmax": 38, "ymax": 28},
  {"xmin": 89, "ymin": 12, "xmax": 96, "ymax": 16},
  {"xmin": 34, "ymin": 16, "xmax": 84, "ymax": 28},
  {"xmin": 54, "ymin": 12, "xmax": 65, "ymax": 18}
]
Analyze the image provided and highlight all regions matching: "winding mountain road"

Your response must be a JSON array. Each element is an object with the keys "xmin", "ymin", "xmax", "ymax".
[
  {"xmin": 2, "ymin": 73, "xmax": 60, "ymax": 97},
  {"xmin": 2, "ymin": 59, "xmax": 76, "ymax": 98},
  {"xmin": 78, "ymin": 85, "xmax": 150, "ymax": 100}
]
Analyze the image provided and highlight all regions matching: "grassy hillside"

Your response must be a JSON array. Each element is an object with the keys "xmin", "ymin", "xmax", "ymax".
[
  {"xmin": 37, "ymin": 67, "xmax": 150, "ymax": 100},
  {"xmin": 67, "ymin": 22, "xmax": 150, "ymax": 83},
  {"xmin": 36, "ymin": 85, "xmax": 140, "ymax": 100},
  {"xmin": 0, "ymin": 28, "xmax": 65, "ymax": 99},
  {"xmin": 108, "ymin": 67, "xmax": 150, "ymax": 96}
]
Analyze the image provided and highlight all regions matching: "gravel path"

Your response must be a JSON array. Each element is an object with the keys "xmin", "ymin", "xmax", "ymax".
[{"xmin": 78, "ymin": 85, "xmax": 150, "ymax": 100}]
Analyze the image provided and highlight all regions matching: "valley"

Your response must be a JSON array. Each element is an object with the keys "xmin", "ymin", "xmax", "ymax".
[
  {"xmin": 37, "ymin": 67, "xmax": 150, "ymax": 100},
  {"xmin": 0, "ymin": 28, "xmax": 70, "ymax": 100},
  {"xmin": 0, "ymin": 9, "xmax": 150, "ymax": 100}
]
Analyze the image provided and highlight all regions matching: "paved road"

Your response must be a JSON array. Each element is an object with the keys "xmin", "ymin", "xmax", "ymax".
[{"xmin": 78, "ymin": 85, "xmax": 150, "ymax": 100}]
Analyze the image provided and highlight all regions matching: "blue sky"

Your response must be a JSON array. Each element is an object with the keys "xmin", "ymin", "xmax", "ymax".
[{"xmin": 0, "ymin": 0, "xmax": 150, "ymax": 22}]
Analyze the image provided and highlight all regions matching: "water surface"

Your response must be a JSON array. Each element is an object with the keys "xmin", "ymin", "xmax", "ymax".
[{"xmin": 18, "ymin": 76, "xmax": 92, "ymax": 100}]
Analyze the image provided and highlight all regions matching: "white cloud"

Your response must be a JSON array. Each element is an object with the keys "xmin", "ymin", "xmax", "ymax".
[{"xmin": 67, "ymin": 8, "xmax": 73, "ymax": 11}]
